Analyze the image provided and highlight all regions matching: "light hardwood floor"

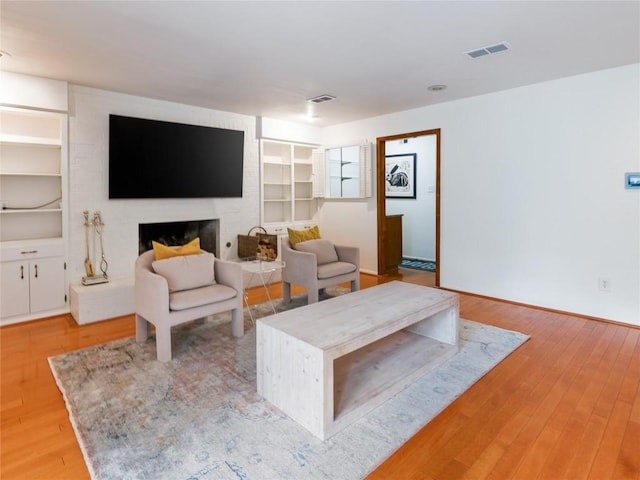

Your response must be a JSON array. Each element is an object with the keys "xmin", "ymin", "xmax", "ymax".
[{"xmin": 1, "ymin": 269, "xmax": 638, "ymax": 479}]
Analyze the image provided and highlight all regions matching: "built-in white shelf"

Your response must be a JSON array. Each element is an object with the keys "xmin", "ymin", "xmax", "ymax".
[
  {"xmin": 0, "ymin": 100, "xmax": 69, "ymax": 324},
  {"xmin": 260, "ymin": 139, "xmax": 322, "ymax": 229}
]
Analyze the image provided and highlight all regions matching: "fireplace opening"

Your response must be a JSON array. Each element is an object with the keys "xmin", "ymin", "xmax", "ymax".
[{"xmin": 138, "ymin": 219, "xmax": 219, "ymax": 256}]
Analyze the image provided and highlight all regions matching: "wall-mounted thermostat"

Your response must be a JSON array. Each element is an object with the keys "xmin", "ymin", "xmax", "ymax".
[{"xmin": 625, "ymin": 172, "xmax": 640, "ymax": 189}]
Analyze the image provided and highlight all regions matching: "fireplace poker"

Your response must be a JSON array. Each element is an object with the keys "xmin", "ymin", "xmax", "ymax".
[
  {"xmin": 94, "ymin": 211, "xmax": 108, "ymax": 278},
  {"xmin": 83, "ymin": 210, "xmax": 94, "ymax": 277}
]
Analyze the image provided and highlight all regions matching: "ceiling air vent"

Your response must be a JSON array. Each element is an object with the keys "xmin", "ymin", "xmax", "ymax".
[
  {"xmin": 465, "ymin": 42, "xmax": 510, "ymax": 59},
  {"xmin": 307, "ymin": 94, "xmax": 336, "ymax": 104}
]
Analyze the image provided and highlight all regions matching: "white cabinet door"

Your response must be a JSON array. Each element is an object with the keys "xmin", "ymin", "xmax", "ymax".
[
  {"xmin": 0, "ymin": 257, "xmax": 65, "ymax": 318},
  {"xmin": 29, "ymin": 257, "xmax": 65, "ymax": 313},
  {"xmin": 1, "ymin": 261, "xmax": 30, "ymax": 318}
]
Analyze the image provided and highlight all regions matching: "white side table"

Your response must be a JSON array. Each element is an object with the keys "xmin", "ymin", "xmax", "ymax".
[{"xmin": 239, "ymin": 260, "xmax": 285, "ymax": 323}]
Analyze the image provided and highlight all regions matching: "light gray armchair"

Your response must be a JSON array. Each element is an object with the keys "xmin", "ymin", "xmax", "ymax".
[
  {"xmin": 135, "ymin": 249, "xmax": 244, "ymax": 362},
  {"xmin": 282, "ymin": 238, "xmax": 360, "ymax": 304}
]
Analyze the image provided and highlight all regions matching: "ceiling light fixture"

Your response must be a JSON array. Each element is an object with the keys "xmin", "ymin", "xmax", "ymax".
[
  {"xmin": 427, "ymin": 84, "xmax": 447, "ymax": 92},
  {"xmin": 307, "ymin": 94, "xmax": 336, "ymax": 104},
  {"xmin": 465, "ymin": 42, "xmax": 510, "ymax": 59}
]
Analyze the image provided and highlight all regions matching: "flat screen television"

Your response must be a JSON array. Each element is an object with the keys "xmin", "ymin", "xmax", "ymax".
[{"xmin": 109, "ymin": 114, "xmax": 244, "ymax": 199}]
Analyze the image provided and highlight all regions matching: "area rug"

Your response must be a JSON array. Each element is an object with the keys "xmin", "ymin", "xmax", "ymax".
[
  {"xmin": 400, "ymin": 257, "xmax": 436, "ymax": 272},
  {"xmin": 49, "ymin": 289, "xmax": 528, "ymax": 480}
]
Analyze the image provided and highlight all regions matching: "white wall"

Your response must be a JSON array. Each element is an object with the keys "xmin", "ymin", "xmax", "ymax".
[
  {"xmin": 68, "ymin": 86, "xmax": 260, "ymax": 284},
  {"xmin": 61, "ymin": 64, "xmax": 640, "ymax": 325},
  {"xmin": 321, "ymin": 64, "xmax": 640, "ymax": 326},
  {"xmin": 386, "ymin": 135, "xmax": 437, "ymax": 261}
]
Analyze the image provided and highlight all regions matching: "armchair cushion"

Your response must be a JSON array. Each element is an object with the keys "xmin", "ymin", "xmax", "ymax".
[
  {"xmin": 152, "ymin": 237, "xmax": 201, "ymax": 260},
  {"xmin": 168, "ymin": 284, "xmax": 237, "ymax": 311},
  {"xmin": 152, "ymin": 251, "xmax": 216, "ymax": 292},
  {"xmin": 317, "ymin": 261, "xmax": 357, "ymax": 279},
  {"xmin": 294, "ymin": 238, "xmax": 339, "ymax": 265},
  {"xmin": 287, "ymin": 225, "xmax": 320, "ymax": 246}
]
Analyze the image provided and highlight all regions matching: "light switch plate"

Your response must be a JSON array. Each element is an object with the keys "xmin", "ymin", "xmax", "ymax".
[{"xmin": 625, "ymin": 172, "xmax": 640, "ymax": 189}]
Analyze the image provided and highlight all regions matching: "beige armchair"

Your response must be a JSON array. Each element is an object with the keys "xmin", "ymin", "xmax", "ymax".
[
  {"xmin": 282, "ymin": 238, "xmax": 360, "ymax": 304},
  {"xmin": 135, "ymin": 249, "xmax": 244, "ymax": 362}
]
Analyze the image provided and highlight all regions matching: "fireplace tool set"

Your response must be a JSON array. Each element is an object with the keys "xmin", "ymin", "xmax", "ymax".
[{"xmin": 82, "ymin": 210, "xmax": 109, "ymax": 286}]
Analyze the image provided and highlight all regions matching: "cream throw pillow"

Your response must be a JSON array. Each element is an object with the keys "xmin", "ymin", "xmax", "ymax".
[
  {"xmin": 152, "ymin": 251, "xmax": 216, "ymax": 292},
  {"xmin": 294, "ymin": 239, "xmax": 339, "ymax": 265}
]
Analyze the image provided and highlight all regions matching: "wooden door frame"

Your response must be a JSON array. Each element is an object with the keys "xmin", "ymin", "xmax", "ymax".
[{"xmin": 376, "ymin": 129, "xmax": 441, "ymax": 286}]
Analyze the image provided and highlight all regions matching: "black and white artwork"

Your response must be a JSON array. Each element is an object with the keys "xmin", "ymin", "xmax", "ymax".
[{"xmin": 385, "ymin": 153, "xmax": 416, "ymax": 199}]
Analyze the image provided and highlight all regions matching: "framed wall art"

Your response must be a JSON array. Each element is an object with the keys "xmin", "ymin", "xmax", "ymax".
[{"xmin": 385, "ymin": 153, "xmax": 416, "ymax": 199}]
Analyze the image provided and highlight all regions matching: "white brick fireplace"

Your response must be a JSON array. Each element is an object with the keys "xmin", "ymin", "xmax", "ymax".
[{"xmin": 68, "ymin": 85, "xmax": 261, "ymax": 324}]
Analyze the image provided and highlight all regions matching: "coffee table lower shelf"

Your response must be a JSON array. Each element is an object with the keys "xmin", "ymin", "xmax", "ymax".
[{"xmin": 333, "ymin": 330, "xmax": 457, "ymax": 430}]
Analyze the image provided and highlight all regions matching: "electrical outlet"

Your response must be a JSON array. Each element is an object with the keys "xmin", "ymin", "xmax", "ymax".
[{"xmin": 598, "ymin": 277, "xmax": 612, "ymax": 292}]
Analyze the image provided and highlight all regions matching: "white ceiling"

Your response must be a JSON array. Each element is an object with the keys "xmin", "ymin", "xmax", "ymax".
[{"xmin": 1, "ymin": 1, "xmax": 639, "ymax": 127}]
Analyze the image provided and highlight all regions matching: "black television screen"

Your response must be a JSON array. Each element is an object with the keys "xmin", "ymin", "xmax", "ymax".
[{"xmin": 109, "ymin": 114, "xmax": 244, "ymax": 199}]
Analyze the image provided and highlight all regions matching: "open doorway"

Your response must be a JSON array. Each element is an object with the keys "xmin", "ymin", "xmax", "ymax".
[{"xmin": 376, "ymin": 129, "xmax": 440, "ymax": 286}]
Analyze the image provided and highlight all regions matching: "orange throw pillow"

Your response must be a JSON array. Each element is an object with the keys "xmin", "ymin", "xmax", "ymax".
[{"xmin": 152, "ymin": 237, "xmax": 201, "ymax": 260}]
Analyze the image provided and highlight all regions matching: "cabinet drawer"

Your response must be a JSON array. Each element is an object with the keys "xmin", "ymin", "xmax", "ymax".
[{"xmin": 1, "ymin": 239, "xmax": 65, "ymax": 261}]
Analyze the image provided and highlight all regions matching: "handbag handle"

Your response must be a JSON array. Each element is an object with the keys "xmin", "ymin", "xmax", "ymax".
[{"xmin": 247, "ymin": 226, "xmax": 267, "ymax": 236}]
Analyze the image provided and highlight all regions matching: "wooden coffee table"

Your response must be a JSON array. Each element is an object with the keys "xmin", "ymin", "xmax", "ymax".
[{"xmin": 256, "ymin": 281, "xmax": 459, "ymax": 440}]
